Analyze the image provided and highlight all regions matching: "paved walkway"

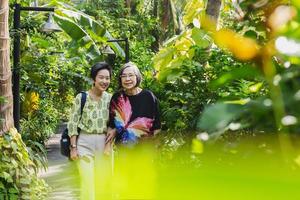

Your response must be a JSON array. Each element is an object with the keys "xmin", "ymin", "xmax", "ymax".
[{"xmin": 38, "ymin": 123, "xmax": 80, "ymax": 199}]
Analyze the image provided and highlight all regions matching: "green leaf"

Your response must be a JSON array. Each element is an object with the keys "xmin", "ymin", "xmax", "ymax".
[
  {"xmin": 56, "ymin": 8, "xmax": 125, "ymax": 58},
  {"xmin": 248, "ymin": 82, "xmax": 263, "ymax": 93},
  {"xmin": 31, "ymin": 37, "xmax": 51, "ymax": 48},
  {"xmin": 157, "ymin": 58, "xmax": 184, "ymax": 82},
  {"xmin": 8, "ymin": 194, "xmax": 18, "ymax": 200},
  {"xmin": 8, "ymin": 188, "xmax": 18, "ymax": 194},
  {"xmin": 158, "ymin": 67, "xmax": 184, "ymax": 83},
  {"xmin": 153, "ymin": 47, "xmax": 174, "ymax": 71},
  {"xmin": 197, "ymin": 102, "xmax": 244, "ymax": 133},
  {"xmin": 0, "ymin": 181, "xmax": 4, "ymax": 189},
  {"xmin": 19, "ymin": 178, "xmax": 31, "ymax": 185},
  {"xmin": 53, "ymin": 14, "xmax": 86, "ymax": 40},
  {"xmin": 191, "ymin": 28, "xmax": 211, "ymax": 48},
  {"xmin": 0, "ymin": 172, "xmax": 13, "ymax": 183},
  {"xmin": 54, "ymin": 14, "xmax": 102, "ymax": 61},
  {"xmin": 292, "ymin": 0, "xmax": 300, "ymax": 9},
  {"xmin": 183, "ymin": 0, "xmax": 204, "ymax": 25},
  {"xmin": 209, "ymin": 66, "xmax": 261, "ymax": 89},
  {"xmin": 10, "ymin": 142, "xmax": 18, "ymax": 152}
]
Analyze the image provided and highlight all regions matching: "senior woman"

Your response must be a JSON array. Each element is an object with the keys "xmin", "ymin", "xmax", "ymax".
[
  {"xmin": 106, "ymin": 62, "xmax": 161, "ymax": 199},
  {"xmin": 67, "ymin": 62, "xmax": 113, "ymax": 200},
  {"xmin": 106, "ymin": 62, "xmax": 161, "ymax": 145}
]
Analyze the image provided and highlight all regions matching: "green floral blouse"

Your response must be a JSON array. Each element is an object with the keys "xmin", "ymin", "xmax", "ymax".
[{"xmin": 67, "ymin": 91, "xmax": 112, "ymax": 137}]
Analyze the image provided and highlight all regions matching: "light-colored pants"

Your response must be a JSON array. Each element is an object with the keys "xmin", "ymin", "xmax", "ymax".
[{"xmin": 77, "ymin": 133, "xmax": 111, "ymax": 200}]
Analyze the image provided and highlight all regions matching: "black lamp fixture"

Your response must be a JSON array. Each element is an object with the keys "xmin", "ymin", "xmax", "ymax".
[
  {"xmin": 102, "ymin": 45, "xmax": 115, "ymax": 55},
  {"xmin": 106, "ymin": 38, "xmax": 130, "ymax": 63},
  {"xmin": 41, "ymin": 13, "xmax": 61, "ymax": 32},
  {"xmin": 12, "ymin": 3, "xmax": 58, "ymax": 131}
]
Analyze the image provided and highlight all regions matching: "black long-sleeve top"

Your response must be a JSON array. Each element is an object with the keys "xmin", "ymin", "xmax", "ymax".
[{"xmin": 108, "ymin": 89, "xmax": 161, "ymax": 143}]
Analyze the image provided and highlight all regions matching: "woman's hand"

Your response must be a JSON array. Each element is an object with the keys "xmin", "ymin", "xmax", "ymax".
[
  {"xmin": 103, "ymin": 142, "xmax": 112, "ymax": 156},
  {"xmin": 105, "ymin": 128, "xmax": 117, "ymax": 144},
  {"xmin": 69, "ymin": 135, "xmax": 78, "ymax": 160},
  {"xmin": 70, "ymin": 147, "xmax": 79, "ymax": 161}
]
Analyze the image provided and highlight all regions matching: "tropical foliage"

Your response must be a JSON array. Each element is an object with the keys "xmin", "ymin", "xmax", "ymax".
[
  {"xmin": 1, "ymin": 0, "xmax": 300, "ymax": 198},
  {"xmin": 0, "ymin": 128, "xmax": 48, "ymax": 199},
  {"xmin": 153, "ymin": 0, "xmax": 300, "ymax": 137}
]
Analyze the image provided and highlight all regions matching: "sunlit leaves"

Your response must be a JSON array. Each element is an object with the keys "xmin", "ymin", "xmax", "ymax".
[
  {"xmin": 249, "ymin": 82, "xmax": 264, "ymax": 93},
  {"xmin": 153, "ymin": 47, "xmax": 174, "ymax": 72},
  {"xmin": 174, "ymin": 36, "xmax": 193, "ymax": 52},
  {"xmin": 156, "ymin": 58, "xmax": 184, "ymax": 82},
  {"xmin": 154, "ymin": 28, "xmax": 212, "ymax": 82},
  {"xmin": 225, "ymin": 98, "xmax": 251, "ymax": 105},
  {"xmin": 22, "ymin": 91, "xmax": 40, "ymax": 116},
  {"xmin": 183, "ymin": 0, "xmax": 205, "ymax": 26},
  {"xmin": 191, "ymin": 28, "xmax": 211, "ymax": 48}
]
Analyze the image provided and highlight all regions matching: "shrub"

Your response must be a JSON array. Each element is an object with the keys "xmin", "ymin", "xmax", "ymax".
[{"xmin": 0, "ymin": 128, "xmax": 49, "ymax": 199}]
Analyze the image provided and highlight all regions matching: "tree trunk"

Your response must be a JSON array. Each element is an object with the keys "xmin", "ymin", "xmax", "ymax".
[
  {"xmin": 206, "ymin": 0, "xmax": 222, "ymax": 26},
  {"xmin": 0, "ymin": 0, "xmax": 14, "ymax": 135},
  {"xmin": 153, "ymin": 0, "xmax": 158, "ymax": 18},
  {"xmin": 161, "ymin": 0, "xmax": 170, "ymax": 31},
  {"xmin": 125, "ymin": 0, "xmax": 131, "ymax": 14}
]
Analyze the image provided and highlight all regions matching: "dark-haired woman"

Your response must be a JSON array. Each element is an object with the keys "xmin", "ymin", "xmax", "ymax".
[{"xmin": 67, "ymin": 61, "xmax": 113, "ymax": 200}]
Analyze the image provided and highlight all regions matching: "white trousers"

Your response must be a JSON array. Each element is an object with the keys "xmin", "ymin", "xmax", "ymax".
[{"xmin": 77, "ymin": 133, "xmax": 111, "ymax": 200}]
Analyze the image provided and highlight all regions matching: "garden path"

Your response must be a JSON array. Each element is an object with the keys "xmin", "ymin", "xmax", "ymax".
[{"xmin": 38, "ymin": 123, "xmax": 80, "ymax": 200}]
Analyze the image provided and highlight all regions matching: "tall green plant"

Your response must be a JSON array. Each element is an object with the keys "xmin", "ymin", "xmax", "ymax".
[{"xmin": 51, "ymin": 1, "xmax": 125, "ymax": 62}]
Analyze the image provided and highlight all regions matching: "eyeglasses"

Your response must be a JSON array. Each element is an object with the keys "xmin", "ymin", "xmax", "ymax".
[{"xmin": 120, "ymin": 74, "xmax": 136, "ymax": 79}]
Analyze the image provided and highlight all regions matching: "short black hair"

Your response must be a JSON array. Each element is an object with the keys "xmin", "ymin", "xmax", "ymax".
[{"xmin": 90, "ymin": 62, "xmax": 112, "ymax": 81}]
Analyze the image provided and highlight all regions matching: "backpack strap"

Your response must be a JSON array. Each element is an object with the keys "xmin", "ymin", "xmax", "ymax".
[
  {"xmin": 77, "ymin": 91, "xmax": 87, "ymax": 135},
  {"xmin": 79, "ymin": 91, "xmax": 87, "ymax": 120}
]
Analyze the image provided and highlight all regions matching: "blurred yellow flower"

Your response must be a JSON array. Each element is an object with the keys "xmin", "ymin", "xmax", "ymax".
[{"xmin": 214, "ymin": 29, "xmax": 260, "ymax": 60}]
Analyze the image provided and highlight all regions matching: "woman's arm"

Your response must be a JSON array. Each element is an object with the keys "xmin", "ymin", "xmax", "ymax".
[
  {"xmin": 104, "ymin": 127, "xmax": 116, "ymax": 155},
  {"xmin": 67, "ymin": 94, "xmax": 82, "ymax": 160},
  {"xmin": 70, "ymin": 135, "xmax": 78, "ymax": 160},
  {"xmin": 105, "ymin": 127, "xmax": 117, "ymax": 144}
]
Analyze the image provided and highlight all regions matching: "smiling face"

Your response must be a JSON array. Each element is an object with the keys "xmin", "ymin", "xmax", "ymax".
[
  {"xmin": 120, "ymin": 66, "xmax": 137, "ymax": 91},
  {"xmin": 94, "ymin": 69, "xmax": 110, "ymax": 92}
]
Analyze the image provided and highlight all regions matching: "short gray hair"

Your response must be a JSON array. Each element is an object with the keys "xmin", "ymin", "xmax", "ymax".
[{"xmin": 118, "ymin": 62, "xmax": 142, "ymax": 89}]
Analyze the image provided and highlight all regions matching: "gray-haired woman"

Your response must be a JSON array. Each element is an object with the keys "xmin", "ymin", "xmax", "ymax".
[{"xmin": 106, "ymin": 62, "xmax": 161, "ymax": 145}]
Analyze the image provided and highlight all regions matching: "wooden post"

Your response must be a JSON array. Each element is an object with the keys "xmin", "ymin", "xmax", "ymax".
[{"xmin": 0, "ymin": 0, "xmax": 14, "ymax": 135}]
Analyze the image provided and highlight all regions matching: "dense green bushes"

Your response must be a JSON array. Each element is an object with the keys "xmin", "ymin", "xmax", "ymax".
[{"xmin": 0, "ymin": 128, "xmax": 49, "ymax": 199}]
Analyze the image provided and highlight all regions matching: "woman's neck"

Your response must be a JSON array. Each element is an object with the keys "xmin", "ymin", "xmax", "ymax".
[
  {"xmin": 89, "ymin": 87, "xmax": 103, "ymax": 100},
  {"xmin": 124, "ymin": 87, "xmax": 141, "ymax": 96}
]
